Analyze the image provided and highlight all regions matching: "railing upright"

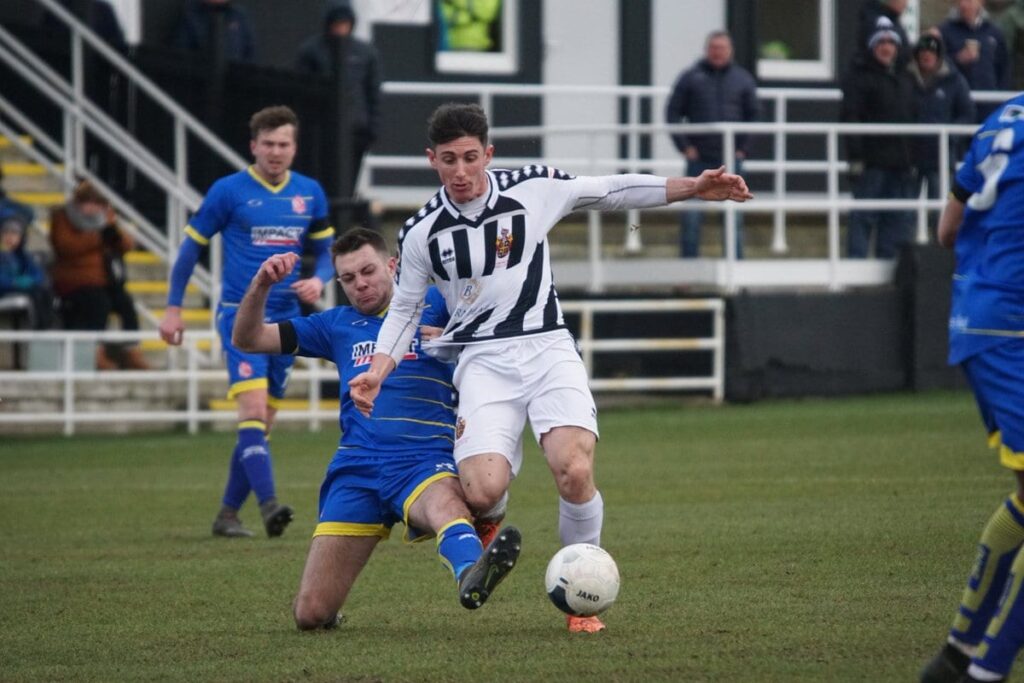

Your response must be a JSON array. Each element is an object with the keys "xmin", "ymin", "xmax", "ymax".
[
  {"xmin": 826, "ymin": 129, "xmax": 841, "ymax": 291},
  {"xmin": 771, "ymin": 93, "xmax": 788, "ymax": 253}
]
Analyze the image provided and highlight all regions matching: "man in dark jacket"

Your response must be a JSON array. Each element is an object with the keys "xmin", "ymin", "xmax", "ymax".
[
  {"xmin": 295, "ymin": 1, "xmax": 382, "ymax": 194},
  {"xmin": 842, "ymin": 19, "xmax": 918, "ymax": 258},
  {"xmin": 857, "ymin": 0, "xmax": 912, "ymax": 68},
  {"xmin": 940, "ymin": 0, "xmax": 1010, "ymax": 118},
  {"xmin": 665, "ymin": 30, "xmax": 759, "ymax": 258},
  {"xmin": 171, "ymin": 0, "xmax": 256, "ymax": 63},
  {"xmin": 908, "ymin": 33, "xmax": 975, "ymax": 217}
]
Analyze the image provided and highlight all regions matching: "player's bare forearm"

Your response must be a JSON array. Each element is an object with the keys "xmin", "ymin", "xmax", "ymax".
[
  {"xmin": 667, "ymin": 167, "xmax": 754, "ymax": 203},
  {"xmin": 938, "ymin": 196, "xmax": 965, "ymax": 249}
]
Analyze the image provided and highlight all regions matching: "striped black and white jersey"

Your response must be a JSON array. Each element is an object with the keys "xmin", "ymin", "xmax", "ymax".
[{"xmin": 375, "ymin": 166, "xmax": 668, "ymax": 364}]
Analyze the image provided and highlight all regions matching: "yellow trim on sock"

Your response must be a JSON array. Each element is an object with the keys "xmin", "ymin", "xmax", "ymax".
[
  {"xmin": 979, "ymin": 548, "xmax": 1024, "ymax": 656},
  {"xmin": 1012, "ymin": 493, "xmax": 1024, "ymax": 517},
  {"xmin": 435, "ymin": 517, "xmax": 473, "ymax": 545},
  {"xmin": 238, "ymin": 420, "xmax": 266, "ymax": 432},
  {"xmin": 989, "ymin": 430, "xmax": 1003, "ymax": 450},
  {"xmin": 313, "ymin": 522, "xmax": 390, "ymax": 539},
  {"xmin": 184, "ymin": 225, "xmax": 209, "ymax": 246},
  {"xmin": 227, "ymin": 378, "xmax": 268, "ymax": 399}
]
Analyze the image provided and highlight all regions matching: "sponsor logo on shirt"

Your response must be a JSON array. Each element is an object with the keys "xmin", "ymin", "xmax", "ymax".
[
  {"xmin": 351, "ymin": 339, "xmax": 420, "ymax": 366},
  {"xmin": 251, "ymin": 226, "xmax": 304, "ymax": 246}
]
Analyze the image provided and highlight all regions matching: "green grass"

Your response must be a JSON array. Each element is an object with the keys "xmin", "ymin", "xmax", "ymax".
[{"xmin": 0, "ymin": 391, "xmax": 1012, "ymax": 682}]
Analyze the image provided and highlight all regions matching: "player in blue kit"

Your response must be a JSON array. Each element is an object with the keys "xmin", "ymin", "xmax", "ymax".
[
  {"xmin": 159, "ymin": 106, "xmax": 336, "ymax": 539},
  {"xmin": 231, "ymin": 228, "xmax": 521, "ymax": 628},
  {"xmin": 921, "ymin": 94, "xmax": 1024, "ymax": 683}
]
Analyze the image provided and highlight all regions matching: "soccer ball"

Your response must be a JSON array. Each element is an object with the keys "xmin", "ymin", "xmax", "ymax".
[{"xmin": 544, "ymin": 543, "xmax": 620, "ymax": 617}]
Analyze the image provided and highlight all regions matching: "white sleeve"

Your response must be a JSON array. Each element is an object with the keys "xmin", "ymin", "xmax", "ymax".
[
  {"xmin": 566, "ymin": 174, "xmax": 669, "ymax": 212},
  {"xmin": 376, "ymin": 228, "xmax": 430, "ymax": 366}
]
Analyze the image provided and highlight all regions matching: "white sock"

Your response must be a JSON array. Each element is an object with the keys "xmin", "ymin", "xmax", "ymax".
[
  {"xmin": 966, "ymin": 663, "xmax": 1005, "ymax": 682},
  {"xmin": 946, "ymin": 636, "xmax": 977, "ymax": 658},
  {"xmin": 559, "ymin": 490, "xmax": 603, "ymax": 547},
  {"xmin": 479, "ymin": 491, "xmax": 508, "ymax": 522}
]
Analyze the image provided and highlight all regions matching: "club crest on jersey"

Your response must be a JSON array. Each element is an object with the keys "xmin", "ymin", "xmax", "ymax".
[
  {"xmin": 495, "ymin": 227, "xmax": 513, "ymax": 258},
  {"xmin": 238, "ymin": 361, "xmax": 253, "ymax": 378},
  {"xmin": 251, "ymin": 226, "xmax": 303, "ymax": 246},
  {"xmin": 291, "ymin": 195, "xmax": 308, "ymax": 214},
  {"xmin": 455, "ymin": 416, "xmax": 466, "ymax": 440}
]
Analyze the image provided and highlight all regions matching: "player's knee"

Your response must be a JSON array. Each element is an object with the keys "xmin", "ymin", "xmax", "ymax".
[
  {"xmin": 462, "ymin": 483, "xmax": 504, "ymax": 516},
  {"xmin": 293, "ymin": 593, "xmax": 335, "ymax": 631},
  {"xmin": 554, "ymin": 457, "xmax": 594, "ymax": 500}
]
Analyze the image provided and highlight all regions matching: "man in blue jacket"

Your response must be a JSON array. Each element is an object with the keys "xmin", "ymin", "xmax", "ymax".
[
  {"xmin": 665, "ymin": 31, "xmax": 759, "ymax": 259},
  {"xmin": 941, "ymin": 0, "xmax": 1010, "ymax": 119}
]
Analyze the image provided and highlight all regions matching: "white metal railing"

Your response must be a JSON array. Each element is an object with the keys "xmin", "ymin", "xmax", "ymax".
[
  {"xmin": 0, "ymin": 330, "xmax": 336, "ymax": 436},
  {"xmin": 562, "ymin": 299, "xmax": 725, "ymax": 402}
]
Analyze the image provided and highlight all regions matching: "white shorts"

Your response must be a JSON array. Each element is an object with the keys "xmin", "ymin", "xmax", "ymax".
[{"xmin": 452, "ymin": 330, "xmax": 598, "ymax": 476}]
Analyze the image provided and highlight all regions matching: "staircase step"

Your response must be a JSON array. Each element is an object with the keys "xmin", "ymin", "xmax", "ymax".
[
  {"xmin": 209, "ymin": 398, "xmax": 340, "ymax": 411},
  {"xmin": 125, "ymin": 251, "xmax": 162, "ymax": 265},
  {"xmin": 10, "ymin": 190, "xmax": 64, "ymax": 207},
  {"xmin": 125, "ymin": 280, "xmax": 199, "ymax": 295},
  {"xmin": 0, "ymin": 135, "xmax": 32, "ymax": 149},
  {"xmin": 140, "ymin": 338, "xmax": 212, "ymax": 352},
  {"xmin": 152, "ymin": 308, "xmax": 211, "ymax": 323},
  {"xmin": 1, "ymin": 162, "xmax": 60, "ymax": 177}
]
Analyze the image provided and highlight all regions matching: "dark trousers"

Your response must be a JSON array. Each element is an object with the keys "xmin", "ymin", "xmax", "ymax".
[
  {"xmin": 848, "ymin": 167, "xmax": 914, "ymax": 259},
  {"xmin": 61, "ymin": 286, "xmax": 139, "ymax": 332},
  {"xmin": 680, "ymin": 158, "xmax": 745, "ymax": 258}
]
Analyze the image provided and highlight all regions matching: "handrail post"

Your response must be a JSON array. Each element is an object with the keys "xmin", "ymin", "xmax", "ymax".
[
  {"xmin": 63, "ymin": 335, "xmax": 75, "ymax": 436},
  {"xmin": 187, "ymin": 338, "xmax": 199, "ymax": 434},
  {"xmin": 827, "ymin": 129, "xmax": 841, "ymax": 291},
  {"xmin": 588, "ymin": 210, "xmax": 603, "ymax": 294},
  {"xmin": 939, "ymin": 126, "xmax": 950, "ymax": 214},
  {"xmin": 70, "ymin": 29, "xmax": 85, "ymax": 170},
  {"xmin": 712, "ymin": 301, "xmax": 724, "ymax": 402},
  {"xmin": 771, "ymin": 94, "xmax": 788, "ymax": 253},
  {"xmin": 624, "ymin": 93, "xmax": 643, "ymax": 253},
  {"xmin": 723, "ymin": 126, "xmax": 737, "ymax": 293}
]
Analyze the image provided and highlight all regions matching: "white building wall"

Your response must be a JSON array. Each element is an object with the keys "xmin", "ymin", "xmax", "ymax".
[
  {"xmin": 651, "ymin": 0, "xmax": 726, "ymax": 167},
  {"xmin": 541, "ymin": 0, "xmax": 619, "ymax": 170}
]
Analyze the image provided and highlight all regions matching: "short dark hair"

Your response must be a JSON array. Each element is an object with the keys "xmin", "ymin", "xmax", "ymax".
[
  {"xmin": 249, "ymin": 105, "xmax": 299, "ymax": 140},
  {"xmin": 331, "ymin": 227, "xmax": 390, "ymax": 259},
  {"xmin": 427, "ymin": 102, "xmax": 489, "ymax": 148}
]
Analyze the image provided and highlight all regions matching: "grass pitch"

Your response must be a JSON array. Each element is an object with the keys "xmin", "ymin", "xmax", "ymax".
[{"xmin": 0, "ymin": 391, "xmax": 1011, "ymax": 682}]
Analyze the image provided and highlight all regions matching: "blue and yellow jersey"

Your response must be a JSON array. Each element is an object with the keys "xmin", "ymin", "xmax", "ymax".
[
  {"xmin": 950, "ymin": 94, "xmax": 1024, "ymax": 363},
  {"xmin": 185, "ymin": 166, "xmax": 332, "ymax": 311},
  {"xmin": 289, "ymin": 287, "xmax": 455, "ymax": 457}
]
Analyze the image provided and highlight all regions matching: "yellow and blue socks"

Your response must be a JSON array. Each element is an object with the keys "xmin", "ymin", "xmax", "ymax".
[
  {"xmin": 437, "ymin": 519, "xmax": 483, "ymax": 581},
  {"xmin": 235, "ymin": 420, "xmax": 276, "ymax": 505},
  {"xmin": 949, "ymin": 494, "xmax": 1024, "ymax": 678}
]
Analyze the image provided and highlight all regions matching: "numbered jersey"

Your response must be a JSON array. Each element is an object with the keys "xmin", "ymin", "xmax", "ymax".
[{"xmin": 949, "ymin": 95, "xmax": 1024, "ymax": 364}]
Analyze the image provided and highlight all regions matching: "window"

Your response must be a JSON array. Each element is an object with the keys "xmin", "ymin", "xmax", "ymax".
[
  {"xmin": 435, "ymin": 0, "xmax": 518, "ymax": 74},
  {"xmin": 756, "ymin": 0, "xmax": 834, "ymax": 81}
]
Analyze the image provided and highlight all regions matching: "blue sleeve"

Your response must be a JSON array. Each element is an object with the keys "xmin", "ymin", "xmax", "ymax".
[
  {"xmin": 167, "ymin": 237, "xmax": 203, "ymax": 307},
  {"xmin": 311, "ymin": 233, "xmax": 334, "ymax": 283},
  {"xmin": 188, "ymin": 180, "xmax": 232, "ymax": 242},
  {"xmin": 308, "ymin": 182, "xmax": 335, "ymax": 283},
  {"xmin": 420, "ymin": 287, "xmax": 450, "ymax": 328},
  {"xmin": 289, "ymin": 311, "xmax": 335, "ymax": 359}
]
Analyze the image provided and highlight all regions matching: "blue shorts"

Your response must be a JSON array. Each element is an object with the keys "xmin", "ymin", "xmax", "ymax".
[
  {"xmin": 314, "ymin": 450, "xmax": 459, "ymax": 543},
  {"xmin": 962, "ymin": 339, "xmax": 1024, "ymax": 470},
  {"xmin": 216, "ymin": 303, "xmax": 295, "ymax": 401}
]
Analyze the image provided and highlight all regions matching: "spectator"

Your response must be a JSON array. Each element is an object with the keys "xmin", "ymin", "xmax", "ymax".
[
  {"xmin": 50, "ymin": 181, "xmax": 148, "ymax": 370},
  {"xmin": 0, "ymin": 213, "xmax": 52, "ymax": 331},
  {"xmin": 295, "ymin": 1, "xmax": 381, "ymax": 190},
  {"xmin": 665, "ymin": 30, "xmax": 759, "ymax": 258},
  {"xmin": 908, "ymin": 33, "xmax": 975, "ymax": 223},
  {"xmin": 988, "ymin": 0, "xmax": 1024, "ymax": 88},
  {"xmin": 940, "ymin": 0, "xmax": 1010, "ymax": 118},
  {"xmin": 171, "ymin": 0, "xmax": 256, "ymax": 63},
  {"xmin": 857, "ymin": 0, "xmax": 912, "ymax": 68},
  {"xmin": 842, "ymin": 19, "xmax": 918, "ymax": 258},
  {"xmin": 0, "ymin": 166, "xmax": 34, "ymax": 228}
]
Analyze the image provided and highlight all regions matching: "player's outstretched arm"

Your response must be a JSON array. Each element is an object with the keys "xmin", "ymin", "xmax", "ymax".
[
  {"xmin": 233, "ymin": 253, "xmax": 299, "ymax": 353},
  {"xmin": 666, "ymin": 166, "xmax": 754, "ymax": 203},
  {"xmin": 348, "ymin": 353, "xmax": 396, "ymax": 417}
]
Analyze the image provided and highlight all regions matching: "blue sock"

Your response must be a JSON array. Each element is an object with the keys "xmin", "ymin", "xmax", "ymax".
[
  {"xmin": 436, "ymin": 519, "xmax": 483, "ymax": 581},
  {"xmin": 221, "ymin": 443, "xmax": 251, "ymax": 510},
  {"xmin": 236, "ymin": 420, "xmax": 276, "ymax": 505}
]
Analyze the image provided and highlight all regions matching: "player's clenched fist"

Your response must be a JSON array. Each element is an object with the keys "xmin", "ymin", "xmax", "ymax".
[{"xmin": 256, "ymin": 252, "xmax": 300, "ymax": 286}]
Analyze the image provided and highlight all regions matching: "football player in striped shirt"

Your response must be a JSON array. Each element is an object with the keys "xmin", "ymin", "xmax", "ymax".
[
  {"xmin": 920, "ymin": 94, "xmax": 1024, "ymax": 683},
  {"xmin": 349, "ymin": 102, "xmax": 752, "ymax": 633},
  {"xmin": 159, "ymin": 106, "xmax": 335, "ymax": 539},
  {"xmin": 232, "ymin": 229, "xmax": 521, "ymax": 628}
]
